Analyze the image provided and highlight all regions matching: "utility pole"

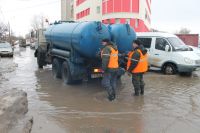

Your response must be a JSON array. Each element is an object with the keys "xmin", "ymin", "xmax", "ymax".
[
  {"xmin": 41, "ymin": 16, "xmax": 44, "ymax": 30},
  {"xmin": 8, "ymin": 22, "xmax": 11, "ymax": 44}
]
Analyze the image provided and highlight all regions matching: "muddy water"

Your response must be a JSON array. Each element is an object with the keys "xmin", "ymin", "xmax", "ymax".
[{"xmin": 1, "ymin": 46, "xmax": 200, "ymax": 133}]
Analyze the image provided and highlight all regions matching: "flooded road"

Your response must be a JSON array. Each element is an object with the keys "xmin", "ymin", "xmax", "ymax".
[{"xmin": 1, "ymin": 46, "xmax": 200, "ymax": 133}]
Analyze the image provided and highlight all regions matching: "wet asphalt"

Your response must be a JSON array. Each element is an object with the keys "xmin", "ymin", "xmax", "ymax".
[{"xmin": 1, "ymin": 45, "xmax": 200, "ymax": 133}]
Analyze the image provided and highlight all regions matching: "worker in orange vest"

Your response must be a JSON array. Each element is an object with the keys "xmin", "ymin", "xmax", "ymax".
[
  {"xmin": 101, "ymin": 39, "xmax": 119, "ymax": 101},
  {"xmin": 126, "ymin": 39, "xmax": 148, "ymax": 96}
]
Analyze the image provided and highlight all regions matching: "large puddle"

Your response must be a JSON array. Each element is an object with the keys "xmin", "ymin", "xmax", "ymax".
[{"xmin": 1, "ymin": 46, "xmax": 200, "ymax": 133}]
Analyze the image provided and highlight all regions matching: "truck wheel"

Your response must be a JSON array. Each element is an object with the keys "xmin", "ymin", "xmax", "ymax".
[
  {"xmin": 62, "ymin": 61, "xmax": 73, "ymax": 84},
  {"xmin": 52, "ymin": 58, "xmax": 62, "ymax": 79},
  {"xmin": 162, "ymin": 63, "xmax": 177, "ymax": 75},
  {"xmin": 37, "ymin": 50, "xmax": 44, "ymax": 69}
]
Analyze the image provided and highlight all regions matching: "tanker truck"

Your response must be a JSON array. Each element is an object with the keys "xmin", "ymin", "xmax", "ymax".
[{"xmin": 34, "ymin": 21, "xmax": 136, "ymax": 84}]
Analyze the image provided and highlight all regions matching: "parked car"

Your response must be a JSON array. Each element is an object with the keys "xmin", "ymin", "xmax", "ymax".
[
  {"xmin": 30, "ymin": 42, "xmax": 37, "ymax": 49},
  {"xmin": 19, "ymin": 39, "xmax": 26, "ymax": 47},
  {"xmin": 14, "ymin": 40, "xmax": 19, "ymax": 45},
  {"xmin": 137, "ymin": 32, "xmax": 200, "ymax": 75},
  {"xmin": 0, "ymin": 42, "xmax": 14, "ymax": 57},
  {"xmin": 26, "ymin": 40, "xmax": 31, "ymax": 46}
]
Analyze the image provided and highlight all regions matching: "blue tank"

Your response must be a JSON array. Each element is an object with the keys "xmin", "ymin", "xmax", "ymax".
[
  {"xmin": 45, "ymin": 21, "xmax": 111, "ymax": 58},
  {"xmin": 107, "ymin": 24, "xmax": 136, "ymax": 53}
]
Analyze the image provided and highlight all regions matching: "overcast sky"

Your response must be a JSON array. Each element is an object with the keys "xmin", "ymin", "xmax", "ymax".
[
  {"xmin": 0, "ymin": 0, "xmax": 60, "ymax": 36},
  {"xmin": 151, "ymin": 0, "xmax": 200, "ymax": 33},
  {"xmin": 0, "ymin": 0, "xmax": 200, "ymax": 36}
]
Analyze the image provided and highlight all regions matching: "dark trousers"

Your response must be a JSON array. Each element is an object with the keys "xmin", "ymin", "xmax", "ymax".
[
  {"xmin": 132, "ymin": 73, "xmax": 145, "ymax": 95},
  {"xmin": 102, "ymin": 71, "xmax": 118, "ymax": 97}
]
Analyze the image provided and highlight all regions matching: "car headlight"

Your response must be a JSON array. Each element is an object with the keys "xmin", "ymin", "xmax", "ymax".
[{"xmin": 184, "ymin": 57, "xmax": 194, "ymax": 64}]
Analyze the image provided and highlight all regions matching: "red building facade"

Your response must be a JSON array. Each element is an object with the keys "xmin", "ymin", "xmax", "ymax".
[
  {"xmin": 73, "ymin": 0, "xmax": 151, "ymax": 32},
  {"xmin": 102, "ymin": 0, "xmax": 151, "ymax": 32}
]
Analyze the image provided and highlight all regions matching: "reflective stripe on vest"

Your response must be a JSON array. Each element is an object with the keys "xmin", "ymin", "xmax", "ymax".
[
  {"xmin": 101, "ymin": 46, "xmax": 119, "ymax": 69},
  {"xmin": 127, "ymin": 49, "xmax": 148, "ymax": 73}
]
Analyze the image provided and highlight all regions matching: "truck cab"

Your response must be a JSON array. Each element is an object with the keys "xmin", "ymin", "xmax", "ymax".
[{"xmin": 34, "ymin": 29, "xmax": 49, "ymax": 68}]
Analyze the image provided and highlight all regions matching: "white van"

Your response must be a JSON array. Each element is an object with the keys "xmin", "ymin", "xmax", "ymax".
[
  {"xmin": 189, "ymin": 46, "xmax": 200, "ymax": 57},
  {"xmin": 137, "ymin": 32, "xmax": 200, "ymax": 75}
]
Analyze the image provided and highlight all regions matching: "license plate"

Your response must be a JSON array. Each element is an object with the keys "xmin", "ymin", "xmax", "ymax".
[{"xmin": 91, "ymin": 74, "xmax": 102, "ymax": 78}]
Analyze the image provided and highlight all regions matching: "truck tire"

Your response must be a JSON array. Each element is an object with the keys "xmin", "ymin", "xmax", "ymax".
[
  {"xmin": 52, "ymin": 58, "xmax": 62, "ymax": 79},
  {"xmin": 37, "ymin": 50, "xmax": 44, "ymax": 69},
  {"xmin": 162, "ymin": 63, "xmax": 177, "ymax": 75},
  {"xmin": 61, "ymin": 61, "xmax": 73, "ymax": 84},
  {"xmin": 10, "ymin": 54, "xmax": 13, "ymax": 57}
]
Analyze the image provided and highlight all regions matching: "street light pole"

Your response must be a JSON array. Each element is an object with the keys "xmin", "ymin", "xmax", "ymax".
[{"xmin": 8, "ymin": 22, "xmax": 11, "ymax": 44}]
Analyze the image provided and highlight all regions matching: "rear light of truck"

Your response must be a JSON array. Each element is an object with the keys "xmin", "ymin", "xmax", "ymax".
[
  {"xmin": 91, "ymin": 68, "xmax": 103, "ymax": 78},
  {"xmin": 93, "ymin": 68, "xmax": 103, "ymax": 73}
]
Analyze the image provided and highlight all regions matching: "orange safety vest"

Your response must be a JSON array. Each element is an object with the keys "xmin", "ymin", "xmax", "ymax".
[
  {"xmin": 101, "ymin": 46, "xmax": 119, "ymax": 69},
  {"xmin": 127, "ymin": 49, "xmax": 148, "ymax": 73}
]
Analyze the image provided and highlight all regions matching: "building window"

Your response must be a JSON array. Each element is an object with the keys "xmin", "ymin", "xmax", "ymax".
[
  {"xmin": 110, "ymin": 18, "xmax": 115, "ymax": 24},
  {"xmin": 131, "ymin": 0, "xmax": 139, "ymax": 13},
  {"xmin": 107, "ymin": 0, "xmax": 113, "ymax": 13},
  {"xmin": 76, "ymin": 8, "xmax": 90, "ymax": 20},
  {"xmin": 107, "ymin": 19, "xmax": 110, "ymax": 24},
  {"xmin": 71, "ymin": 5, "xmax": 74, "ymax": 19},
  {"xmin": 115, "ymin": 18, "xmax": 120, "ymax": 24},
  {"xmin": 145, "ymin": 10, "xmax": 151, "ymax": 23},
  {"xmin": 96, "ymin": 6, "xmax": 100, "ymax": 14},
  {"xmin": 145, "ymin": 10, "xmax": 147, "ymax": 19},
  {"xmin": 76, "ymin": 0, "xmax": 86, "ymax": 6},
  {"xmin": 135, "ymin": 19, "xmax": 139, "ymax": 28}
]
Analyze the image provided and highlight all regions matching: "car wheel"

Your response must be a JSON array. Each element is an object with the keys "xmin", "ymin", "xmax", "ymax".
[
  {"xmin": 52, "ymin": 58, "xmax": 62, "ymax": 79},
  {"xmin": 163, "ymin": 63, "xmax": 177, "ymax": 75},
  {"xmin": 37, "ymin": 51, "xmax": 43, "ymax": 68},
  {"xmin": 37, "ymin": 49, "xmax": 46, "ymax": 69}
]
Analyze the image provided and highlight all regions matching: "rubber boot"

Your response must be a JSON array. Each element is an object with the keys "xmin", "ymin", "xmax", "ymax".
[
  {"xmin": 112, "ymin": 93, "xmax": 116, "ymax": 101},
  {"xmin": 108, "ymin": 91, "xmax": 115, "ymax": 101},
  {"xmin": 134, "ymin": 88, "xmax": 139, "ymax": 96},
  {"xmin": 108, "ymin": 94, "xmax": 115, "ymax": 101},
  {"xmin": 134, "ymin": 92, "xmax": 139, "ymax": 96},
  {"xmin": 107, "ymin": 87, "xmax": 115, "ymax": 101},
  {"xmin": 140, "ymin": 86, "xmax": 144, "ymax": 95}
]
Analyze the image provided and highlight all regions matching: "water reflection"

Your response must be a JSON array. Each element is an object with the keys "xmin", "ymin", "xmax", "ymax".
[{"xmin": 1, "ymin": 47, "xmax": 200, "ymax": 133}]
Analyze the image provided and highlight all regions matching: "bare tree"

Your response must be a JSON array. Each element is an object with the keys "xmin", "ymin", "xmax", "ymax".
[
  {"xmin": 177, "ymin": 28, "xmax": 191, "ymax": 34},
  {"xmin": 0, "ymin": 22, "xmax": 8, "ymax": 40},
  {"xmin": 31, "ymin": 15, "xmax": 45, "ymax": 30},
  {"xmin": 0, "ymin": 22, "xmax": 9, "ymax": 41},
  {"xmin": 0, "ymin": 22, "xmax": 18, "ymax": 44}
]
